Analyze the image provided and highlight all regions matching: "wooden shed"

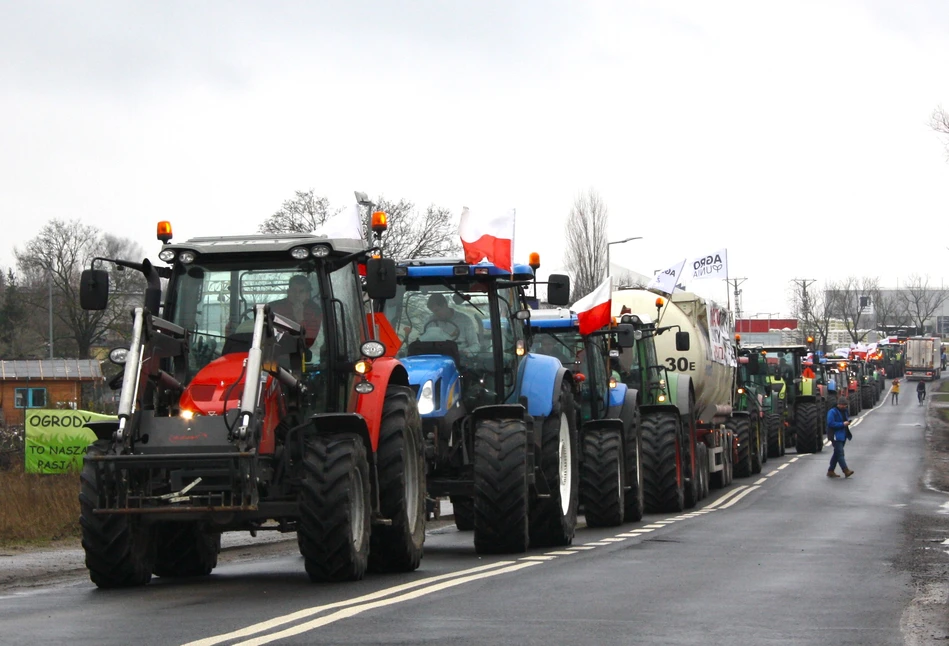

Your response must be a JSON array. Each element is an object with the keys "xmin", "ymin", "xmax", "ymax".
[{"xmin": 0, "ymin": 360, "xmax": 105, "ymax": 427}]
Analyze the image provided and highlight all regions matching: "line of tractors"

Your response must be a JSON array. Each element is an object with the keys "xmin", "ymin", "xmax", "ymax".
[{"xmin": 75, "ymin": 221, "xmax": 890, "ymax": 588}]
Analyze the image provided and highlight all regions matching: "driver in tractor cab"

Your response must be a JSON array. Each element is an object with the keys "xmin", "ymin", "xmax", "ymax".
[
  {"xmin": 270, "ymin": 274, "xmax": 322, "ymax": 347},
  {"xmin": 425, "ymin": 293, "xmax": 479, "ymax": 355}
]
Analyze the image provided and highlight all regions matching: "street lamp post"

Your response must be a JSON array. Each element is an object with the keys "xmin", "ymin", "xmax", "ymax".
[{"xmin": 605, "ymin": 236, "xmax": 643, "ymax": 281}]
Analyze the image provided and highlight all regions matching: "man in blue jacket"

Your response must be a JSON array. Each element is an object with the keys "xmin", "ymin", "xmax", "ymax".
[{"xmin": 826, "ymin": 396, "xmax": 854, "ymax": 478}]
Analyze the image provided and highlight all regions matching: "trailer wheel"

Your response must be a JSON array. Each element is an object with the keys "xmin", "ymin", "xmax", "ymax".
[
  {"xmin": 580, "ymin": 428, "xmax": 624, "ymax": 527},
  {"xmin": 80, "ymin": 440, "xmax": 155, "ymax": 588},
  {"xmin": 299, "ymin": 436, "xmax": 371, "ymax": 582},
  {"xmin": 530, "ymin": 382, "xmax": 578, "ymax": 547},
  {"xmin": 640, "ymin": 411, "xmax": 684, "ymax": 513},
  {"xmin": 766, "ymin": 413, "xmax": 783, "ymax": 458},
  {"xmin": 731, "ymin": 416, "xmax": 753, "ymax": 478},
  {"xmin": 450, "ymin": 496, "xmax": 474, "ymax": 531},
  {"xmin": 473, "ymin": 417, "xmax": 530, "ymax": 554},
  {"xmin": 368, "ymin": 386, "xmax": 426, "ymax": 573},
  {"xmin": 153, "ymin": 523, "xmax": 220, "ymax": 578},
  {"xmin": 624, "ymin": 417, "xmax": 645, "ymax": 522},
  {"xmin": 794, "ymin": 402, "xmax": 820, "ymax": 455}
]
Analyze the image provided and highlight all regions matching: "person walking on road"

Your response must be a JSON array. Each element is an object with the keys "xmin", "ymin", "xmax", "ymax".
[
  {"xmin": 827, "ymin": 396, "xmax": 854, "ymax": 478},
  {"xmin": 917, "ymin": 380, "xmax": 926, "ymax": 404},
  {"xmin": 891, "ymin": 378, "xmax": 900, "ymax": 405}
]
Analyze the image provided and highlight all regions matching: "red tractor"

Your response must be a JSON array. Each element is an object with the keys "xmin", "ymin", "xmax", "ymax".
[{"xmin": 77, "ymin": 219, "xmax": 424, "ymax": 587}]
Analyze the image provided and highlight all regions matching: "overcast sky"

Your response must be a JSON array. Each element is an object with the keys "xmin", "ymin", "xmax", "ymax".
[{"xmin": 2, "ymin": 0, "xmax": 949, "ymax": 316}]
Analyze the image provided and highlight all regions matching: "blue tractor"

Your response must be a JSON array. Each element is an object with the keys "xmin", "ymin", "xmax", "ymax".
[
  {"xmin": 382, "ymin": 259, "xmax": 575, "ymax": 553},
  {"xmin": 529, "ymin": 309, "xmax": 644, "ymax": 527}
]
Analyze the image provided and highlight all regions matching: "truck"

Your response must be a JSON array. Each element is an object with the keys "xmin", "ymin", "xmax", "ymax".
[
  {"xmin": 529, "ymin": 309, "xmax": 645, "ymax": 526},
  {"xmin": 380, "ymin": 258, "xmax": 578, "ymax": 553},
  {"xmin": 904, "ymin": 336, "xmax": 941, "ymax": 381},
  {"xmin": 612, "ymin": 289, "xmax": 736, "ymax": 512},
  {"xmin": 77, "ymin": 219, "xmax": 426, "ymax": 587}
]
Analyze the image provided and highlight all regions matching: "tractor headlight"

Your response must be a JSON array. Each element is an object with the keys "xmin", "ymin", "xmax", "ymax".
[{"xmin": 418, "ymin": 380, "xmax": 435, "ymax": 415}]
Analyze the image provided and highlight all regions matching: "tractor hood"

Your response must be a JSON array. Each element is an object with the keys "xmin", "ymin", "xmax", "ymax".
[{"xmin": 400, "ymin": 354, "xmax": 460, "ymax": 387}]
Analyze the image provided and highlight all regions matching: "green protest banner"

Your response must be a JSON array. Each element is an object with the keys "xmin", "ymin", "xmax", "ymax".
[{"xmin": 25, "ymin": 410, "xmax": 117, "ymax": 474}]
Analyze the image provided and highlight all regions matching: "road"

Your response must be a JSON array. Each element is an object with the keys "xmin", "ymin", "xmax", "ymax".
[{"xmin": 1, "ymin": 386, "xmax": 947, "ymax": 645}]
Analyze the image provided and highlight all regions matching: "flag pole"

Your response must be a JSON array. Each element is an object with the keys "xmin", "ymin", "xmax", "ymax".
[
  {"xmin": 725, "ymin": 248, "xmax": 731, "ymax": 313},
  {"xmin": 511, "ymin": 208, "xmax": 516, "ymax": 278}
]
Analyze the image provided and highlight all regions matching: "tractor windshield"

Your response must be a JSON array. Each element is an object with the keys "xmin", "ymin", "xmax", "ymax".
[
  {"xmin": 533, "ymin": 330, "xmax": 582, "ymax": 366},
  {"xmin": 170, "ymin": 263, "xmax": 325, "ymax": 374}
]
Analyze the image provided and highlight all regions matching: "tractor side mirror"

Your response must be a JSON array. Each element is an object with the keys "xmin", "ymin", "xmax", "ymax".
[
  {"xmin": 614, "ymin": 323, "xmax": 635, "ymax": 348},
  {"xmin": 547, "ymin": 273, "xmax": 570, "ymax": 306},
  {"xmin": 80, "ymin": 269, "xmax": 110, "ymax": 311},
  {"xmin": 675, "ymin": 331, "xmax": 690, "ymax": 352},
  {"xmin": 365, "ymin": 257, "xmax": 397, "ymax": 300}
]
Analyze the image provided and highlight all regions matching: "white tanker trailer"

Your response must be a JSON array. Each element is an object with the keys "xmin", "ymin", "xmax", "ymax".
[{"xmin": 612, "ymin": 289, "xmax": 742, "ymax": 510}]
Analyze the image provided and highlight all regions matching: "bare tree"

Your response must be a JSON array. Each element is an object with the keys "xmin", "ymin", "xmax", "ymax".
[
  {"xmin": 896, "ymin": 274, "xmax": 949, "ymax": 334},
  {"xmin": 614, "ymin": 269, "xmax": 647, "ymax": 290},
  {"xmin": 15, "ymin": 219, "xmax": 145, "ymax": 359},
  {"xmin": 931, "ymin": 106, "xmax": 949, "ymax": 158},
  {"xmin": 563, "ymin": 188, "xmax": 609, "ymax": 302},
  {"xmin": 259, "ymin": 191, "xmax": 460, "ymax": 259},
  {"xmin": 828, "ymin": 276, "xmax": 879, "ymax": 343},
  {"xmin": 791, "ymin": 279, "xmax": 835, "ymax": 351},
  {"xmin": 871, "ymin": 289, "xmax": 912, "ymax": 336},
  {"xmin": 365, "ymin": 197, "xmax": 461, "ymax": 259},
  {"xmin": 258, "ymin": 190, "xmax": 337, "ymax": 234}
]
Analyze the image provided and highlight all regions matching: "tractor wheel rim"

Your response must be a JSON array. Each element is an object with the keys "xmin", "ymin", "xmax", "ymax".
[
  {"xmin": 352, "ymin": 464, "xmax": 366, "ymax": 552},
  {"xmin": 558, "ymin": 413, "xmax": 573, "ymax": 517}
]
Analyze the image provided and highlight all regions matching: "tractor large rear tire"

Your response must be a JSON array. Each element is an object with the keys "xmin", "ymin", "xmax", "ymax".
[
  {"xmin": 80, "ymin": 440, "xmax": 155, "ymax": 588},
  {"xmin": 153, "ymin": 522, "xmax": 220, "ymax": 578},
  {"xmin": 299, "ymin": 436, "xmax": 371, "ymax": 582},
  {"xmin": 794, "ymin": 402, "xmax": 820, "ymax": 455},
  {"xmin": 580, "ymin": 428, "xmax": 624, "ymax": 527},
  {"xmin": 473, "ymin": 418, "xmax": 530, "ymax": 554},
  {"xmin": 624, "ymin": 420, "xmax": 645, "ymax": 522},
  {"xmin": 731, "ymin": 416, "xmax": 753, "ymax": 478},
  {"xmin": 530, "ymin": 382, "xmax": 579, "ymax": 547},
  {"xmin": 640, "ymin": 411, "xmax": 685, "ymax": 514},
  {"xmin": 368, "ymin": 386, "xmax": 426, "ymax": 573},
  {"xmin": 766, "ymin": 413, "xmax": 784, "ymax": 458}
]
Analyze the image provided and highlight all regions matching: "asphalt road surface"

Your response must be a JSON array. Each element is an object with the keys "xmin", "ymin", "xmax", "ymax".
[{"xmin": 2, "ymin": 385, "xmax": 947, "ymax": 645}]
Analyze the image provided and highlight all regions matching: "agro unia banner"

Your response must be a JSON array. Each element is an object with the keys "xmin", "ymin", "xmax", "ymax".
[{"xmin": 25, "ymin": 410, "xmax": 116, "ymax": 474}]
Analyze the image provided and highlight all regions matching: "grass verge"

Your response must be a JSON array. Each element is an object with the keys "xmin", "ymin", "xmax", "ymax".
[{"xmin": 0, "ymin": 459, "xmax": 80, "ymax": 548}]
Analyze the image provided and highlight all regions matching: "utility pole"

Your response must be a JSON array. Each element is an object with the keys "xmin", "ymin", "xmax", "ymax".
[
  {"xmin": 726, "ymin": 278, "xmax": 746, "ymax": 319},
  {"xmin": 791, "ymin": 278, "xmax": 816, "ymax": 347}
]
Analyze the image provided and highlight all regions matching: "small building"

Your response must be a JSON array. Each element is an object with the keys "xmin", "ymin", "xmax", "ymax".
[{"xmin": 0, "ymin": 360, "xmax": 105, "ymax": 427}]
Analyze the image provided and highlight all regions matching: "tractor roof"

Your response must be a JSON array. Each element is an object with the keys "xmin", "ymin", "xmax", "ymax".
[
  {"xmin": 161, "ymin": 234, "xmax": 367, "ymax": 261},
  {"xmin": 760, "ymin": 345, "xmax": 809, "ymax": 354},
  {"xmin": 396, "ymin": 257, "xmax": 534, "ymax": 281}
]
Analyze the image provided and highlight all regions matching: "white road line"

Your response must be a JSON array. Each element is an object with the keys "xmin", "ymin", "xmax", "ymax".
[
  {"xmin": 753, "ymin": 478, "xmax": 767, "ymax": 485},
  {"xmin": 616, "ymin": 532, "xmax": 643, "ymax": 537},
  {"xmin": 716, "ymin": 485, "xmax": 760, "ymax": 510},
  {"xmin": 703, "ymin": 485, "xmax": 748, "ymax": 509},
  {"xmin": 544, "ymin": 550, "xmax": 579, "ymax": 555},
  {"xmin": 231, "ymin": 562, "xmax": 542, "ymax": 646},
  {"xmin": 642, "ymin": 524, "xmax": 666, "ymax": 529},
  {"xmin": 570, "ymin": 545, "xmax": 598, "ymax": 550},
  {"xmin": 635, "ymin": 528, "xmax": 656, "ymax": 532},
  {"xmin": 789, "ymin": 457, "xmax": 799, "ymax": 462},
  {"xmin": 181, "ymin": 561, "xmax": 520, "ymax": 646},
  {"xmin": 520, "ymin": 555, "xmax": 556, "ymax": 561},
  {"xmin": 653, "ymin": 520, "xmax": 676, "ymax": 525},
  {"xmin": 601, "ymin": 537, "xmax": 628, "ymax": 542},
  {"xmin": 583, "ymin": 541, "xmax": 610, "ymax": 545},
  {"xmin": 777, "ymin": 464, "xmax": 789, "ymax": 470}
]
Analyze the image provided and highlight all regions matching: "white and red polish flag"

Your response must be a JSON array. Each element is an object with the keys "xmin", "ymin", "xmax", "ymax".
[
  {"xmin": 459, "ymin": 206, "xmax": 514, "ymax": 272},
  {"xmin": 574, "ymin": 276, "xmax": 613, "ymax": 336}
]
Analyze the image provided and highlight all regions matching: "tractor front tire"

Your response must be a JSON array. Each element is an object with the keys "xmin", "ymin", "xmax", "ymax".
[
  {"xmin": 299, "ymin": 436, "xmax": 371, "ymax": 582},
  {"xmin": 640, "ymin": 411, "xmax": 685, "ymax": 514},
  {"xmin": 731, "ymin": 416, "xmax": 753, "ymax": 478},
  {"xmin": 473, "ymin": 418, "xmax": 530, "ymax": 554},
  {"xmin": 450, "ymin": 496, "xmax": 474, "ymax": 531},
  {"xmin": 368, "ymin": 386, "xmax": 426, "ymax": 574},
  {"xmin": 580, "ymin": 428, "xmax": 624, "ymax": 527},
  {"xmin": 624, "ymin": 420, "xmax": 645, "ymax": 522},
  {"xmin": 766, "ymin": 413, "xmax": 784, "ymax": 458},
  {"xmin": 80, "ymin": 440, "xmax": 155, "ymax": 588}
]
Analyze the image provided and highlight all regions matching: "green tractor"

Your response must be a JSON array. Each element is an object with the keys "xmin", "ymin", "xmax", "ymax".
[
  {"xmin": 733, "ymin": 341, "xmax": 772, "ymax": 475},
  {"xmin": 761, "ymin": 345, "xmax": 825, "ymax": 455}
]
